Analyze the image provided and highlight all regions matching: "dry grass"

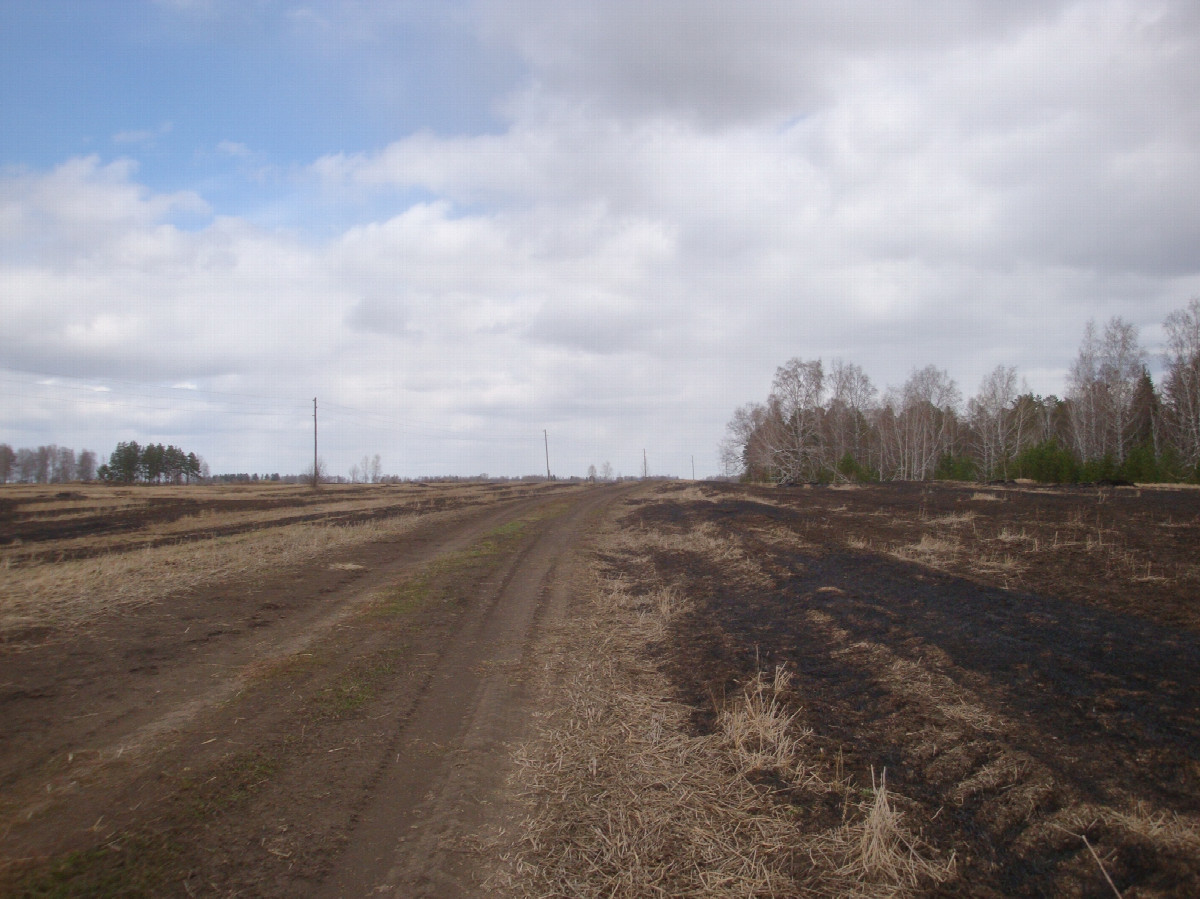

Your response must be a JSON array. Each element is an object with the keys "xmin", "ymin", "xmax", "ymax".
[
  {"xmin": 497, "ymin": 510, "xmax": 953, "ymax": 897},
  {"xmin": 0, "ymin": 515, "xmax": 419, "ymax": 635},
  {"xmin": 719, "ymin": 666, "xmax": 812, "ymax": 778},
  {"xmin": 1019, "ymin": 801, "xmax": 1200, "ymax": 871},
  {"xmin": 931, "ymin": 511, "xmax": 976, "ymax": 525},
  {"xmin": 609, "ymin": 520, "xmax": 772, "ymax": 586},
  {"xmin": 810, "ymin": 769, "xmax": 956, "ymax": 894},
  {"xmin": 660, "ymin": 485, "xmax": 720, "ymax": 504},
  {"xmin": 890, "ymin": 533, "xmax": 960, "ymax": 565}
]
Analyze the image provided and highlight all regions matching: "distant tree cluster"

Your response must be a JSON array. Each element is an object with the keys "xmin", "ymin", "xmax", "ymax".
[
  {"xmin": 348, "ymin": 454, "xmax": 383, "ymax": 484},
  {"xmin": 211, "ymin": 472, "xmax": 282, "ymax": 484},
  {"xmin": 96, "ymin": 441, "xmax": 206, "ymax": 484},
  {"xmin": 0, "ymin": 444, "xmax": 98, "ymax": 484},
  {"xmin": 723, "ymin": 300, "xmax": 1200, "ymax": 485}
]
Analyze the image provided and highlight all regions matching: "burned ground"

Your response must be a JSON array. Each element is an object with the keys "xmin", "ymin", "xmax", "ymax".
[{"xmin": 624, "ymin": 482, "xmax": 1200, "ymax": 896}]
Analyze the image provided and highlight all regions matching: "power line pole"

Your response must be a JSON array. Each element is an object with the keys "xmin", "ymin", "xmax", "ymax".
[
  {"xmin": 692, "ymin": 455, "xmax": 695, "ymax": 481},
  {"xmin": 544, "ymin": 429, "xmax": 551, "ymax": 480},
  {"xmin": 642, "ymin": 448, "xmax": 648, "ymax": 480},
  {"xmin": 313, "ymin": 397, "xmax": 318, "ymax": 488}
]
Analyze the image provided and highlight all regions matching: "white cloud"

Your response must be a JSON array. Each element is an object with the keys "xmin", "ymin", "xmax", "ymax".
[
  {"xmin": 5, "ymin": 1, "xmax": 1200, "ymax": 476},
  {"xmin": 216, "ymin": 140, "xmax": 251, "ymax": 158}
]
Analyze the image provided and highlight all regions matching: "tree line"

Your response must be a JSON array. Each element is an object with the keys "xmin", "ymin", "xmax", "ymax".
[
  {"xmin": 96, "ymin": 441, "xmax": 206, "ymax": 484},
  {"xmin": 722, "ymin": 300, "xmax": 1200, "ymax": 485},
  {"xmin": 0, "ymin": 444, "xmax": 98, "ymax": 484}
]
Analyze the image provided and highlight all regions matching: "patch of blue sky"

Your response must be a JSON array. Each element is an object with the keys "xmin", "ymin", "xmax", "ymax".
[{"xmin": 1, "ymin": 1, "xmax": 521, "ymax": 215}]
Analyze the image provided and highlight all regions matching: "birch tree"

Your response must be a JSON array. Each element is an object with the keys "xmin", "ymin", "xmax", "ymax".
[
  {"xmin": 969, "ymin": 365, "xmax": 1022, "ymax": 478},
  {"xmin": 1068, "ymin": 317, "xmax": 1144, "ymax": 464},
  {"xmin": 1163, "ymin": 298, "xmax": 1200, "ymax": 470},
  {"xmin": 766, "ymin": 358, "xmax": 826, "ymax": 482},
  {"xmin": 886, "ymin": 366, "xmax": 961, "ymax": 480},
  {"xmin": 826, "ymin": 359, "xmax": 876, "ymax": 478}
]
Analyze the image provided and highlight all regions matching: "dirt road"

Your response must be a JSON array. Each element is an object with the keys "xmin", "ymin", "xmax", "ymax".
[{"xmin": 1, "ymin": 483, "xmax": 626, "ymax": 896}]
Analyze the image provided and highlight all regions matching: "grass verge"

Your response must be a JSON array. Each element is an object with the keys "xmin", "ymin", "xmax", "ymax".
[{"xmin": 496, "ymin": 506, "xmax": 954, "ymax": 897}]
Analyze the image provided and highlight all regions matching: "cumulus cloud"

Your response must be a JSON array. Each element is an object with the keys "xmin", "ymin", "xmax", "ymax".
[{"xmin": 6, "ymin": 1, "xmax": 1200, "ymax": 476}]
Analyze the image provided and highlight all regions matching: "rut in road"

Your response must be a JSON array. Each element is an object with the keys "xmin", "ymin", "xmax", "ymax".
[
  {"xmin": 309, "ymin": 492, "xmax": 614, "ymax": 897},
  {"xmin": 314, "ymin": 486, "xmax": 620, "ymax": 897}
]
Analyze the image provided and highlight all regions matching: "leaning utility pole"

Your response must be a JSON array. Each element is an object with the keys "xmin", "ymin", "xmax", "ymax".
[
  {"xmin": 544, "ymin": 429, "xmax": 551, "ymax": 480},
  {"xmin": 312, "ymin": 397, "xmax": 319, "ymax": 489}
]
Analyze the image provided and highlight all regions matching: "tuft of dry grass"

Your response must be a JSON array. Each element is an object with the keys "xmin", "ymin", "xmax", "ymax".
[
  {"xmin": 890, "ymin": 533, "xmax": 960, "ymax": 566},
  {"xmin": 931, "ymin": 511, "xmax": 976, "ymax": 525},
  {"xmin": 810, "ymin": 768, "xmax": 955, "ymax": 893},
  {"xmin": 719, "ymin": 666, "xmax": 812, "ymax": 779}
]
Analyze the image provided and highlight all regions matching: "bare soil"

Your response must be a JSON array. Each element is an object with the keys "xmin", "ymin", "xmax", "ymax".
[{"xmin": 0, "ymin": 481, "xmax": 627, "ymax": 897}]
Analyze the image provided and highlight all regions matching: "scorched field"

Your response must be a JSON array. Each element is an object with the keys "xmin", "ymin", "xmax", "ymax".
[{"xmin": 2, "ymin": 479, "xmax": 1199, "ymax": 897}]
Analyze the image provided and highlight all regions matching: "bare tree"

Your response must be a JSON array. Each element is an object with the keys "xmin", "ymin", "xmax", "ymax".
[
  {"xmin": 826, "ymin": 359, "xmax": 876, "ymax": 478},
  {"xmin": 369, "ymin": 454, "xmax": 382, "ymax": 484},
  {"xmin": 34, "ymin": 445, "xmax": 56, "ymax": 484},
  {"xmin": 881, "ymin": 367, "xmax": 961, "ymax": 480},
  {"xmin": 77, "ymin": 449, "xmax": 97, "ymax": 483},
  {"xmin": 601, "ymin": 461, "xmax": 613, "ymax": 481},
  {"xmin": 1100, "ymin": 318, "xmax": 1144, "ymax": 464},
  {"xmin": 722, "ymin": 401, "xmax": 778, "ymax": 480},
  {"xmin": 53, "ymin": 446, "xmax": 77, "ymax": 483},
  {"xmin": 1068, "ymin": 321, "xmax": 1104, "ymax": 463},
  {"xmin": 1068, "ymin": 317, "xmax": 1144, "ymax": 465},
  {"xmin": 1164, "ymin": 298, "xmax": 1200, "ymax": 470},
  {"xmin": 16, "ymin": 448, "xmax": 37, "ymax": 483},
  {"xmin": 766, "ymin": 358, "xmax": 826, "ymax": 482},
  {"xmin": 587, "ymin": 463, "xmax": 597, "ymax": 481},
  {"xmin": 969, "ymin": 365, "xmax": 1022, "ymax": 479},
  {"xmin": 0, "ymin": 444, "xmax": 14, "ymax": 483}
]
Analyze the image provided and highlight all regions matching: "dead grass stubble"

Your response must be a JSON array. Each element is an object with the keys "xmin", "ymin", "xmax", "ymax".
[
  {"xmin": 500, "ymin": 516, "xmax": 953, "ymax": 898},
  {"xmin": 1, "ymin": 516, "xmax": 419, "ymax": 635}
]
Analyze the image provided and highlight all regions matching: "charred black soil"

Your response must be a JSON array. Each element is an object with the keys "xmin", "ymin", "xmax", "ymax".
[{"xmin": 626, "ymin": 481, "xmax": 1200, "ymax": 897}]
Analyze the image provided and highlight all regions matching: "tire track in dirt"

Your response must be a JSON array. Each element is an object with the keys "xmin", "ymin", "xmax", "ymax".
[{"xmin": 313, "ymin": 485, "xmax": 626, "ymax": 898}]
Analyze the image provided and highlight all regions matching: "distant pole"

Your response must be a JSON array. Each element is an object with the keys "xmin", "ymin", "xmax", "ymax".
[
  {"xmin": 643, "ymin": 448, "xmax": 648, "ymax": 480},
  {"xmin": 313, "ymin": 397, "xmax": 318, "ymax": 487},
  {"xmin": 692, "ymin": 455, "xmax": 695, "ymax": 481},
  {"xmin": 544, "ymin": 429, "xmax": 551, "ymax": 480}
]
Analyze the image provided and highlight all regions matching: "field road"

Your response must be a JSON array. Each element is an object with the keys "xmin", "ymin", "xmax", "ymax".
[{"xmin": 0, "ymin": 482, "xmax": 632, "ymax": 896}]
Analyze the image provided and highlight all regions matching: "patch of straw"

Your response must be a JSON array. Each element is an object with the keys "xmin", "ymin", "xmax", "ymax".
[
  {"xmin": 812, "ymin": 768, "xmax": 956, "ymax": 893},
  {"xmin": 0, "ymin": 515, "xmax": 419, "ymax": 636},
  {"xmin": 495, "ymin": 519, "xmax": 953, "ymax": 897}
]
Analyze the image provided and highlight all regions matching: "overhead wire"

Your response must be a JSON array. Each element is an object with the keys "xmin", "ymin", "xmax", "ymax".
[{"xmin": 0, "ymin": 369, "xmax": 544, "ymax": 443}]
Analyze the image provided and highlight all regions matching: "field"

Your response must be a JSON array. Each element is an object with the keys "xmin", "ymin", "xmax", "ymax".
[{"xmin": 2, "ymin": 480, "xmax": 1199, "ymax": 896}]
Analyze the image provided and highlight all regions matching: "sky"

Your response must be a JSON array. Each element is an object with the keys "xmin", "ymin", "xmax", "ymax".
[{"xmin": 2, "ymin": 0, "xmax": 1199, "ymax": 479}]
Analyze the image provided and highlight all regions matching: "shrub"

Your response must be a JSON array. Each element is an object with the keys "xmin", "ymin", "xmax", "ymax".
[
  {"xmin": 1011, "ymin": 440, "xmax": 1080, "ymax": 484},
  {"xmin": 934, "ymin": 453, "xmax": 977, "ymax": 482}
]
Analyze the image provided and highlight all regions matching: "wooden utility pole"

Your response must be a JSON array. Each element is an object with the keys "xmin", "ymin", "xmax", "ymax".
[
  {"xmin": 642, "ymin": 448, "xmax": 648, "ymax": 480},
  {"xmin": 544, "ymin": 429, "xmax": 551, "ymax": 480},
  {"xmin": 692, "ymin": 455, "xmax": 695, "ymax": 481},
  {"xmin": 313, "ymin": 397, "xmax": 318, "ymax": 488}
]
